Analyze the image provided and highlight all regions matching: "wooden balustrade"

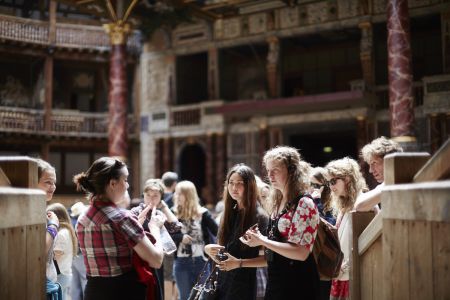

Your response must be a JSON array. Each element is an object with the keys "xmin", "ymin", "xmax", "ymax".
[
  {"xmin": 0, "ymin": 106, "xmax": 136, "ymax": 137},
  {"xmin": 0, "ymin": 157, "xmax": 46, "ymax": 300},
  {"xmin": 171, "ymin": 108, "xmax": 201, "ymax": 126},
  {"xmin": 350, "ymin": 142, "xmax": 450, "ymax": 300},
  {"xmin": 0, "ymin": 14, "xmax": 140, "ymax": 53}
]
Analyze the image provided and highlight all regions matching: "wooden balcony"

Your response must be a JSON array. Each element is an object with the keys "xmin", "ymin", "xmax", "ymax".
[
  {"xmin": 0, "ymin": 106, "xmax": 137, "ymax": 139},
  {"xmin": 0, "ymin": 15, "xmax": 140, "ymax": 53}
]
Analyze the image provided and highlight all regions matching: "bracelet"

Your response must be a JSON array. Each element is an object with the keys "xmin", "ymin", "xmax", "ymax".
[
  {"xmin": 239, "ymin": 259, "xmax": 243, "ymax": 268},
  {"xmin": 47, "ymin": 220, "xmax": 59, "ymax": 229}
]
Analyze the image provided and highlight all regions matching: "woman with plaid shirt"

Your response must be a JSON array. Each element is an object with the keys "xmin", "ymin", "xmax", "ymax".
[{"xmin": 74, "ymin": 157, "xmax": 165, "ymax": 300}]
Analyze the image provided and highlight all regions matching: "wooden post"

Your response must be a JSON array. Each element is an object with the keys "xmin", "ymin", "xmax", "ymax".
[
  {"xmin": 350, "ymin": 211, "xmax": 376, "ymax": 300},
  {"xmin": 0, "ymin": 157, "xmax": 39, "ymax": 188},
  {"xmin": 383, "ymin": 152, "xmax": 430, "ymax": 185}
]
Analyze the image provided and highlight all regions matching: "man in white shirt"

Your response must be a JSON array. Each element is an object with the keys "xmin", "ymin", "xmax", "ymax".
[{"xmin": 355, "ymin": 136, "xmax": 403, "ymax": 212}]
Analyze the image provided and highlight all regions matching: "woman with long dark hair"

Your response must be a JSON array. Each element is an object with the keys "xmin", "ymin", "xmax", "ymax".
[{"xmin": 205, "ymin": 163, "xmax": 268, "ymax": 300}]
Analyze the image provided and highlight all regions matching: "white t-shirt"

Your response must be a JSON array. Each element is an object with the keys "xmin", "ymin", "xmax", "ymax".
[{"xmin": 53, "ymin": 227, "xmax": 74, "ymax": 275}]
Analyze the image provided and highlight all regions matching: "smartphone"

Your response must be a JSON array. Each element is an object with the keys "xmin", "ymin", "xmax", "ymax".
[
  {"xmin": 249, "ymin": 223, "xmax": 259, "ymax": 231},
  {"xmin": 216, "ymin": 249, "xmax": 228, "ymax": 261}
]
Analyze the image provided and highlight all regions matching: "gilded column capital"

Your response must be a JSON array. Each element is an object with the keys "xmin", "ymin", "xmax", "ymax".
[{"xmin": 103, "ymin": 21, "xmax": 130, "ymax": 45}]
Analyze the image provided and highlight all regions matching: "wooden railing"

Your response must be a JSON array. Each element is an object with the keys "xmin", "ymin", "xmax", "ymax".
[
  {"xmin": 0, "ymin": 15, "xmax": 140, "ymax": 53},
  {"xmin": 350, "ymin": 140, "xmax": 450, "ymax": 299},
  {"xmin": 0, "ymin": 157, "xmax": 46, "ymax": 300},
  {"xmin": 0, "ymin": 106, "xmax": 137, "ymax": 138}
]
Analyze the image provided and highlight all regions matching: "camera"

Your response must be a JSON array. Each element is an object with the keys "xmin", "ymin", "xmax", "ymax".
[{"xmin": 216, "ymin": 249, "xmax": 228, "ymax": 261}]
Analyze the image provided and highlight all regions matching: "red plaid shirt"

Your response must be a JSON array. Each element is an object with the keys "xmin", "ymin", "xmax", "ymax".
[{"xmin": 76, "ymin": 200, "xmax": 145, "ymax": 277}]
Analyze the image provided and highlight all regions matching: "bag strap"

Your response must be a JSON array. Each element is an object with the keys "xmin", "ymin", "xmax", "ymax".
[{"xmin": 193, "ymin": 259, "xmax": 214, "ymax": 286}]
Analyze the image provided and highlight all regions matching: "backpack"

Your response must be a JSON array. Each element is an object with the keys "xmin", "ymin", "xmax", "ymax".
[{"xmin": 312, "ymin": 217, "xmax": 344, "ymax": 280}]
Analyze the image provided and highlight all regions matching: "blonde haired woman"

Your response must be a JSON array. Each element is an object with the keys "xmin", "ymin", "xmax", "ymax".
[
  {"xmin": 47, "ymin": 202, "xmax": 78, "ymax": 300},
  {"xmin": 325, "ymin": 157, "xmax": 368, "ymax": 300},
  {"xmin": 172, "ymin": 181, "xmax": 218, "ymax": 300}
]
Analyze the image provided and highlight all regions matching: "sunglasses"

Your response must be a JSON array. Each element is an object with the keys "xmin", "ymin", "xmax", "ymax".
[
  {"xmin": 329, "ymin": 178, "xmax": 342, "ymax": 186},
  {"xmin": 311, "ymin": 183, "xmax": 323, "ymax": 189}
]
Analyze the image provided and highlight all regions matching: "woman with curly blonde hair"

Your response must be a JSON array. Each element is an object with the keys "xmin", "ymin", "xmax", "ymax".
[
  {"xmin": 172, "ymin": 180, "xmax": 218, "ymax": 300},
  {"xmin": 325, "ymin": 157, "xmax": 368, "ymax": 300},
  {"xmin": 241, "ymin": 146, "xmax": 321, "ymax": 299}
]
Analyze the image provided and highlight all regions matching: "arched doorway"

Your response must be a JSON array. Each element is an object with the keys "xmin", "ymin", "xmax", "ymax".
[{"xmin": 178, "ymin": 143, "xmax": 206, "ymax": 202}]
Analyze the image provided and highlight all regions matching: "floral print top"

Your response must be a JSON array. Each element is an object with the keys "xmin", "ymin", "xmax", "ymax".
[{"xmin": 277, "ymin": 196, "xmax": 319, "ymax": 251}]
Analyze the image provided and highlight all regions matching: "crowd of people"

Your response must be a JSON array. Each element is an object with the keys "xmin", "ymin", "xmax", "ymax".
[{"xmin": 38, "ymin": 136, "xmax": 402, "ymax": 300}]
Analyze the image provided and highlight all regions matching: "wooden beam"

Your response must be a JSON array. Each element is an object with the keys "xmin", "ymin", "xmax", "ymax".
[
  {"xmin": 384, "ymin": 152, "xmax": 430, "ymax": 185},
  {"xmin": 414, "ymin": 138, "xmax": 450, "ymax": 183},
  {"xmin": 382, "ymin": 181, "xmax": 450, "ymax": 222}
]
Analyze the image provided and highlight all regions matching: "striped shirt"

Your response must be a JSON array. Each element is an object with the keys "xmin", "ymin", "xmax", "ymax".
[{"xmin": 76, "ymin": 201, "xmax": 145, "ymax": 277}]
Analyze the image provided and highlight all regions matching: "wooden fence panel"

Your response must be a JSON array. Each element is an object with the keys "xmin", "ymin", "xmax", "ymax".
[
  {"xmin": 409, "ymin": 221, "xmax": 433, "ymax": 300},
  {"xmin": 432, "ymin": 222, "xmax": 450, "ymax": 300},
  {"xmin": 0, "ymin": 187, "xmax": 46, "ymax": 300},
  {"xmin": 383, "ymin": 219, "xmax": 410, "ymax": 300},
  {"xmin": 360, "ymin": 236, "xmax": 382, "ymax": 300}
]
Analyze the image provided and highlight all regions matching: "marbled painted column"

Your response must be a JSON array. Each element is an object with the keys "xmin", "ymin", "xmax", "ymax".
[
  {"xmin": 108, "ymin": 44, "xmax": 128, "ymax": 159},
  {"xmin": 359, "ymin": 22, "xmax": 375, "ymax": 87},
  {"xmin": 104, "ymin": 22, "xmax": 131, "ymax": 160},
  {"xmin": 266, "ymin": 36, "xmax": 280, "ymax": 98},
  {"xmin": 208, "ymin": 47, "xmax": 219, "ymax": 100},
  {"xmin": 387, "ymin": 0, "xmax": 415, "ymax": 141}
]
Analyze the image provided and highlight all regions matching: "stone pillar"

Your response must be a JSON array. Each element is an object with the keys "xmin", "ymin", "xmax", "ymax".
[
  {"xmin": 104, "ymin": 22, "xmax": 130, "ymax": 160},
  {"xmin": 359, "ymin": 22, "xmax": 375, "ymax": 87},
  {"xmin": 387, "ymin": 0, "xmax": 416, "ymax": 145},
  {"xmin": 208, "ymin": 47, "xmax": 220, "ymax": 100},
  {"xmin": 442, "ymin": 12, "xmax": 450, "ymax": 73},
  {"xmin": 266, "ymin": 36, "xmax": 280, "ymax": 98}
]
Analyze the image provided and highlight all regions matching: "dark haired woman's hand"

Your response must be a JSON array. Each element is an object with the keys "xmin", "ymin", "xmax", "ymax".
[
  {"xmin": 217, "ymin": 252, "xmax": 240, "ymax": 272},
  {"xmin": 204, "ymin": 244, "xmax": 225, "ymax": 264}
]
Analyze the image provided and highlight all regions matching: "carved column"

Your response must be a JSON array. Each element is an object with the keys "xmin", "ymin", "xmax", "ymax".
[
  {"xmin": 104, "ymin": 22, "xmax": 130, "ymax": 160},
  {"xmin": 44, "ymin": 0, "xmax": 56, "ymax": 132},
  {"xmin": 266, "ymin": 36, "xmax": 280, "ymax": 98},
  {"xmin": 442, "ymin": 12, "xmax": 450, "ymax": 73},
  {"xmin": 259, "ymin": 125, "xmax": 269, "ymax": 176},
  {"xmin": 356, "ymin": 116, "xmax": 368, "ymax": 156},
  {"xmin": 359, "ymin": 22, "xmax": 375, "ymax": 87},
  {"xmin": 208, "ymin": 47, "xmax": 220, "ymax": 100},
  {"xmin": 162, "ymin": 137, "xmax": 172, "ymax": 173},
  {"xmin": 387, "ymin": 0, "xmax": 415, "ymax": 146},
  {"xmin": 215, "ymin": 133, "xmax": 226, "ymax": 204},
  {"xmin": 154, "ymin": 138, "xmax": 162, "ymax": 178},
  {"xmin": 206, "ymin": 133, "xmax": 216, "ymax": 204},
  {"xmin": 166, "ymin": 54, "xmax": 176, "ymax": 105},
  {"xmin": 269, "ymin": 127, "xmax": 282, "ymax": 148},
  {"xmin": 429, "ymin": 114, "xmax": 442, "ymax": 154}
]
